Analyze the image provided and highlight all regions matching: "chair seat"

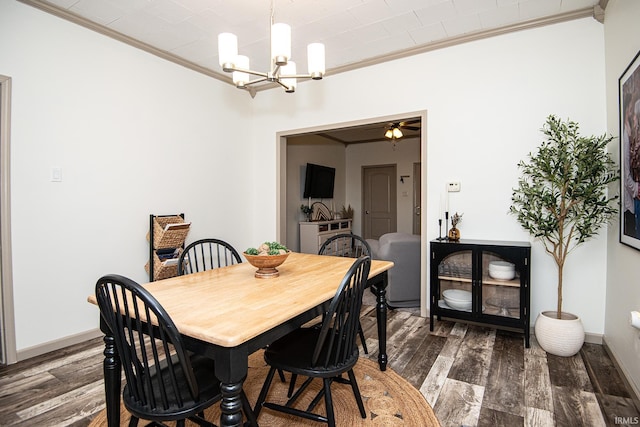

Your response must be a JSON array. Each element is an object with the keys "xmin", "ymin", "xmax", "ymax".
[
  {"xmin": 124, "ymin": 354, "xmax": 221, "ymax": 421},
  {"xmin": 264, "ymin": 328, "xmax": 359, "ymax": 378}
]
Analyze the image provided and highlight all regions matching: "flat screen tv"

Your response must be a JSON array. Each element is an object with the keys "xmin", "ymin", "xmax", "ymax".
[{"xmin": 303, "ymin": 163, "xmax": 335, "ymax": 199}]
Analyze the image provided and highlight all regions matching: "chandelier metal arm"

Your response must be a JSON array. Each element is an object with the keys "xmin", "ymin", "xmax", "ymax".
[
  {"xmin": 275, "ymin": 80, "xmax": 293, "ymax": 91},
  {"xmin": 224, "ymin": 64, "xmax": 321, "ymax": 82},
  {"xmin": 283, "ymin": 73, "xmax": 321, "ymax": 79},
  {"xmin": 240, "ymin": 77, "xmax": 269, "ymax": 87},
  {"xmin": 224, "ymin": 65, "xmax": 269, "ymax": 79}
]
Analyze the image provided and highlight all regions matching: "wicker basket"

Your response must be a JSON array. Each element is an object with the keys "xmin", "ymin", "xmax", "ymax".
[
  {"xmin": 152, "ymin": 216, "xmax": 190, "ymax": 249},
  {"xmin": 145, "ymin": 248, "xmax": 183, "ymax": 281}
]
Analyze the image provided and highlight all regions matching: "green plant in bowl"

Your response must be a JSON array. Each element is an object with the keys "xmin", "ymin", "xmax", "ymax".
[{"xmin": 243, "ymin": 242, "xmax": 291, "ymax": 278}]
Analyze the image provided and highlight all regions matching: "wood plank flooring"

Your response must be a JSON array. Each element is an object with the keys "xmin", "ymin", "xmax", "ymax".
[{"xmin": 1, "ymin": 303, "xmax": 638, "ymax": 426}]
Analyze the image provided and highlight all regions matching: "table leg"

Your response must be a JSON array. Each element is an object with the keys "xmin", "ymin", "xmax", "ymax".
[
  {"xmin": 220, "ymin": 381, "xmax": 245, "ymax": 427},
  {"xmin": 215, "ymin": 348, "xmax": 249, "ymax": 427},
  {"xmin": 374, "ymin": 272, "xmax": 388, "ymax": 371},
  {"xmin": 102, "ymin": 332, "xmax": 121, "ymax": 427}
]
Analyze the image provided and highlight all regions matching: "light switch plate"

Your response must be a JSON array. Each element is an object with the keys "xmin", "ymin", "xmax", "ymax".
[
  {"xmin": 51, "ymin": 167, "xmax": 62, "ymax": 182},
  {"xmin": 447, "ymin": 181, "xmax": 460, "ymax": 192}
]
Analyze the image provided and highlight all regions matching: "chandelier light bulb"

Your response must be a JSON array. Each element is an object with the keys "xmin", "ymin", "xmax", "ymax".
[
  {"xmin": 307, "ymin": 43, "xmax": 325, "ymax": 79},
  {"xmin": 271, "ymin": 23, "xmax": 291, "ymax": 65},
  {"xmin": 281, "ymin": 61, "xmax": 297, "ymax": 93},
  {"xmin": 233, "ymin": 55, "xmax": 250, "ymax": 87},
  {"xmin": 218, "ymin": 33, "xmax": 238, "ymax": 70}
]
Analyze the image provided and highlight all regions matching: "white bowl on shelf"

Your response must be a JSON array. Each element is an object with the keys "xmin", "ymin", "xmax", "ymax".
[
  {"xmin": 444, "ymin": 298, "xmax": 472, "ymax": 310},
  {"xmin": 488, "ymin": 261, "xmax": 515, "ymax": 271},
  {"xmin": 488, "ymin": 261, "xmax": 515, "ymax": 280},
  {"xmin": 442, "ymin": 289, "xmax": 471, "ymax": 301},
  {"xmin": 442, "ymin": 289, "xmax": 472, "ymax": 310},
  {"xmin": 488, "ymin": 269, "xmax": 515, "ymax": 280}
]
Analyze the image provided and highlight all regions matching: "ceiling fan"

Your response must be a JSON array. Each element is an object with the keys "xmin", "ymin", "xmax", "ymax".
[{"xmin": 384, "ymin": 119, "xmax": 420, "ymax": 140}]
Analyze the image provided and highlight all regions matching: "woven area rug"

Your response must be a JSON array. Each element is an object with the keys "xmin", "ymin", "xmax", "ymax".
[{"xmin": 89, "ymin": 351, "xmax": 440, "ymax": 426}]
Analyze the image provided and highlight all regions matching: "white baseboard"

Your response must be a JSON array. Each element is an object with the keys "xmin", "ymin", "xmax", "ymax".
[
  {"xmin": 16, "ymin": 328, "xmax": 103, "ymax": 362},
  {"xmin": 585, "ymin": 332, "xmax": 603, "ymax": 344},
  {"xmin": 602, "ymin": 337, "xmax": 640, "ymax": 413}
]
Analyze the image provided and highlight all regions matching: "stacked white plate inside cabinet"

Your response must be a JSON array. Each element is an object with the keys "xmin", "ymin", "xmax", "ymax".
[
  {"xmin": 442, "ymin": 289, "xmax": 472, "ymax": 310},
  {"xmin": 488, "ymin": 261, "xmax": 515, "ymax": 280}
]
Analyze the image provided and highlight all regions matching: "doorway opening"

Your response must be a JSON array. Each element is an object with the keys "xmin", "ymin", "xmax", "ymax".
[{"xmin": 276, "ymin": 111, "xmax": 427, "ymax": 314}]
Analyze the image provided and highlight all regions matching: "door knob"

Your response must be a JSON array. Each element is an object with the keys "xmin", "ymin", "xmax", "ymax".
[{"xmin": 365, "ymin": 210, "xmax": 370, "ymax": 214}]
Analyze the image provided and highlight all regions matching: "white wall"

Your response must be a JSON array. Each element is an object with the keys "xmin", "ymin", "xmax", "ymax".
[
  {"xmin": 603, "ymin": 0, "xmax": 640, "ymax": 400},
  {"xmin": 0, "ymin": 1, "xmax": 257, "ymax": 353},
  {"xmin": 286, "ymin": 137, "xmax": 346, "ymax": 251},
  {"xmin": 251, "ymin": 17, "xmax": 609, "ymax": 334}
]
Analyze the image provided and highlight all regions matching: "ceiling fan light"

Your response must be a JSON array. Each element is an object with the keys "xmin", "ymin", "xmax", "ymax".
[
  {"xmin": 218, "ymin": 33, "xmax": 238, "ymax": 70},
  {"xmin": 307, "ymin": 43, "xmax": 325, "ymax": 79},
  {"xmin": 393, "ymin": 127, "xmax": 403, "ymax": 139},
  {"xmin": 271, "ymin": 23, "xmax": 291, "ymax": 65},
  {"xmin": 385, "ymin": 129, "xmax": 393, "ymax": 139}
]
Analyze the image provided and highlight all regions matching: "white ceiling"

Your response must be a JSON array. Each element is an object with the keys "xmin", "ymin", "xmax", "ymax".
[{"xmin": 25, "ymin": 0, "xmax": 603, "ymax": 93}]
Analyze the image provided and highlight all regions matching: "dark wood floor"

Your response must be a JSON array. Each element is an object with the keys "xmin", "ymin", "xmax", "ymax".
[{"xmin": 1, "ymin": 304, "xmax": 638, "ymax": 426}]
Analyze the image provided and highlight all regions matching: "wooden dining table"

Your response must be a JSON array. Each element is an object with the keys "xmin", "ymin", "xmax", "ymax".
[{"xmin": 88, "ymin": 252, "xmax": 394, "ymax": 427}]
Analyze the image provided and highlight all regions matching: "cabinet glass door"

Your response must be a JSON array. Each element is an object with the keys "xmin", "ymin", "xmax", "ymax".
[
  {"xmin": 480, "ymin": 250, "xmax": 521, "ymax": 319},
  {"xmin": 437, "ymin": 250, "xmax": 473, "ymax": 312}
]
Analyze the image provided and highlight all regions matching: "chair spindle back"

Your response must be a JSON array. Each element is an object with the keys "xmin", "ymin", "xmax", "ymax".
[
  {"xmin": 178, "ymin": 238, "xmax": 242, "ymax": 275},
  {"xmin": 95, "ymin": 274, "xmax": 199, "ymax": 411},
  {"xmin": 312, "ymin": 256, "xmax": 371, "ymax": 368}
]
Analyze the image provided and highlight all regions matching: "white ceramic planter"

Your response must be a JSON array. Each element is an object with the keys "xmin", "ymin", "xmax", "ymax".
[{"xmin": 534, "ymin": 311, "xmax": 585, "ymax": 357}]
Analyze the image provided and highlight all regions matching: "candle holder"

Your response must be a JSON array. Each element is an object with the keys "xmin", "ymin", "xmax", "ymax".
[
  {"xmin": 438, "ymin": 219, "xmax": 444, "ymax": 240},
  {"xmin": 445, "ymin": 211, "xmax": 449, "ymax": 241}
]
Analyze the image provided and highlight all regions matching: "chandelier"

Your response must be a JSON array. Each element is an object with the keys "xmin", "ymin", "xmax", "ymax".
[{"xmin": 217, "ymin": 2, "xmax": 325, "ymax": 94}]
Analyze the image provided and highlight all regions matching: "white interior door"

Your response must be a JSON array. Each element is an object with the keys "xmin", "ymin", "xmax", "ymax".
[{"xmin": 362, "ymin": 164, "xmax": 397, "ymax": 240}]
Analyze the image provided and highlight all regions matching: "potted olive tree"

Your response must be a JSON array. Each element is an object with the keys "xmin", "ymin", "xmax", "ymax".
[{"xmin": 510, "ymin": 115, "xmax": 619, "ymax": 356}]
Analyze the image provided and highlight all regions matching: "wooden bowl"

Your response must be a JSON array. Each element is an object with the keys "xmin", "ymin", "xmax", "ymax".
[{"xmin": 242, "ymin": 251, "xmax": 291, "ymax": 278}]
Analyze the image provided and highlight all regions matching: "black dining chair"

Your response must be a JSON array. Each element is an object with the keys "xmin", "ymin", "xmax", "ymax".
[
  {"xmin": 253, "ymin": 256, "xmax": 371, "ymax": 427},
  {"xmin": 318, "ymin": 233, "xmax": 372, "ymax": 258},
  {"xmin": 318, "ymin": 233, "xmax": 371, "ymax": 354},
  {"xmin": 95, "ymin": 274, "xmax": 256, "ymax": 427},
  {"xmin": 178, "ymin": 238, "xmax": 242, "ymax": 276}
]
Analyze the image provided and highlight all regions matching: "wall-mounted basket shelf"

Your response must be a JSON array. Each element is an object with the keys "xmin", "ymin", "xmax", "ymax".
[{"xmin": 145, "ymin": 214, "xmax": 190, "ymax": 281}]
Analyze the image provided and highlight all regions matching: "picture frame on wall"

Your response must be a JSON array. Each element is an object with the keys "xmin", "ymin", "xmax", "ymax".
[{"xmin": 619, "ymin": 49, "xmax": 640, "ymax": 251}]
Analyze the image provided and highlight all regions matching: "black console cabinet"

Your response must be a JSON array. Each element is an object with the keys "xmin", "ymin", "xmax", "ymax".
[{"xmin": 430, "ymin": 239, "xmax": 531, "ymax": 347}]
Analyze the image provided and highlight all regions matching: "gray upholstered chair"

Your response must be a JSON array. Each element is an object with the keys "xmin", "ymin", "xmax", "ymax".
[{"xmin": 367, "ymin": 232, "xmax": 421, "ymax": 308}]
